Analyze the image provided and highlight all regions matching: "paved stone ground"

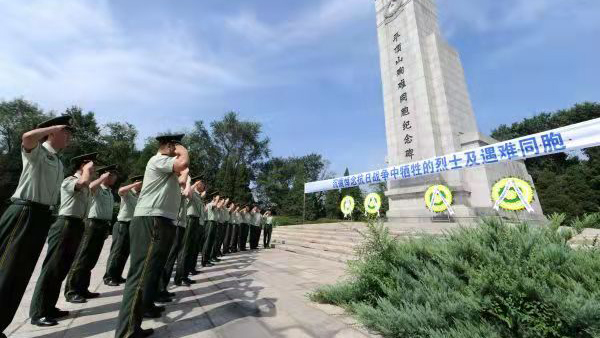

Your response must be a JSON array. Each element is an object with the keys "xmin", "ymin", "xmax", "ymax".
[{"xmin": 5, "ymin": 238, "xmax": 374, "ymax": 338}]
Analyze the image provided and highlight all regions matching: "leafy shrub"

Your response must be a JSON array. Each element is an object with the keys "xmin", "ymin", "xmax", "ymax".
[{"xmin": 310, "ymin": 218, "xmax": 600, "ymax": 337}]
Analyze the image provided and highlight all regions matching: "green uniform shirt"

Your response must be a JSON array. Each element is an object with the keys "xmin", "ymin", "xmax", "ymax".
[
  {"xmin": 231, "ymin": 211, "xmax": 238, "ymax": 225},
  {"xmin": 88, "ymin": 185, "xmax": 114, "ymax": 221},
  {"xmin": 266, "ymin": 216, "xmax": 273, "ymax": 226},
  {"xmin": 198, "ymin": 197, "xmax": 206, "ymax": 222},
  {"xmin": 117, "ymin": 189, "xmax": 139, "ymax": 222},
  {"xmin": 134, "ymin": 154, "xmax": 180, "ymax": 220},
  {"xmin": 215, "ymin": 208, "xmax": 223, "ymax": 224},
  {"xmin": 242, "ymin": 212, "xmax": 250, "ymax": 224},
  {"xmin": 250, "ymin": 212, "xmax": 260, "ymax": 227},
  {"xmin": 186, "ymin": 190, "xmax": 203, "ymax": 217},
  {"xmin": 206, "ymin": 202, "xmax": 217, "ymax": 221},
  {"xmin": 223, "ymin": 209, "xmax": 230, "ymax": 223},
  {"xmin": 177, "ymin": 194, "xmax": 188, "ymax": 227},
  {"xmin": 12, "ymin": 142, "xmax": 64, "ymax": 206},
  {"xmin": 58, "ymin": 174, "xmax": 89, "ymax": 219}
]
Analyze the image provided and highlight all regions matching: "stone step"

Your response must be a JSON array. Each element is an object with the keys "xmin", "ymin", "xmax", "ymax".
[
  {"xmin": 271, "ymin": 237, "xmax": 356, "ymax": 256},
  {"xmin": 272, "ymin": 233, "xmax": 359, "ymax": 250},
  {"xmin": 275, "ymin": 227, "xmax": 424, "ymax": 241},
  {"xmin": 273, "ymin": 242, "xmax": 354, "ymax": 264},
  {"xmin": 274, "ymin": 229, "xmax": 364, "ymax": 242}
]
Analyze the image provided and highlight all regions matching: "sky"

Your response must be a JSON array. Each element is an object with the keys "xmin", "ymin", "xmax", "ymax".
[{"xmin": 1, "ymin": 0, "xmax": 599, "ymax": 176}]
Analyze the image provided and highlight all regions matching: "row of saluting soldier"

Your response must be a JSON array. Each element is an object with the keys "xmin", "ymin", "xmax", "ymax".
[{"xmin": 0, "ymin": 115, "xmax": 275, "ymax": 338}]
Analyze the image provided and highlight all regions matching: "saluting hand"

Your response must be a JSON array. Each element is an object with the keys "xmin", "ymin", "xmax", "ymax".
[{"xmin": 83, "ymin": 161, "xmax": 95, "ymax": 173}]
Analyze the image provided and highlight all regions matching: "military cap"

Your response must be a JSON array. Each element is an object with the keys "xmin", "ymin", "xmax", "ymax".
[
  {"xmin": 70, "ymin": 152, "xmax": 98, "ymax": 167},
  {"xmin": 155, "ymin": 134, "xmax": 185, "ymax": 144},
  {"xmin": 37, "ymin": 115, "xmax": 75, "ymax": 131},
  {"xmin": 129, "ymin": 174, "xmax": 144, "ymax": 183},
  {"xmin": 97, "ymin": 164, "xmax": 118, "ymax": 175}
]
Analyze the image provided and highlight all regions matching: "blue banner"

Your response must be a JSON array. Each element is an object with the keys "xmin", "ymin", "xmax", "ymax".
[{"xmin": 305, "ymin": 118, "xmax": 600, "ymax": 194}]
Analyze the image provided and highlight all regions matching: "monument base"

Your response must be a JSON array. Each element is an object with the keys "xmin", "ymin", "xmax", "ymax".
[{"xmin": 385, "ymin": 133, "xmax": 546, "ymax": 224}]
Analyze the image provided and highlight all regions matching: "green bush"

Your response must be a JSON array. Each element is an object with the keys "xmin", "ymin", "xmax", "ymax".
[{"xmin": 310, "ymin": 218, "xmax": 600, "ymax": 337}]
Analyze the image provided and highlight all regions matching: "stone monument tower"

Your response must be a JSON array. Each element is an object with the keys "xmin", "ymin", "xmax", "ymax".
[{"xmin": 375, "ymin": 0, "xmax": 544, "ymax": 222}]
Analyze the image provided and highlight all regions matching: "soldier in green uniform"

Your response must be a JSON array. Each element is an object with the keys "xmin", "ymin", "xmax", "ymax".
[
  {"xmin": 0, "ymin": 115, "xmax": 73, "ymax": 338},
  {"xmin": 201, "ymin": 193, "xmax": 219, "ymax": 267},
  {"xmin": 29, "ymin": 153, "xmax": 96, "ymax": 326},
  {"xmin": 65, "ymin": 164, "xmax": 117, "ymax": 303},
  {"xmin": 249, "ymin": 206, "xmax": 262, "ymax": 250},
  {"xmin": 228, "ymin": 205, "xmax": 240, "ymax": 253},
  {"xmin": 213, "ymin": 197, "xmax": 227, "ymax": 261},
  {"xmin": 103, "ymin": 174, "xmax": 144, "ymax": 287},
  {"xmin": 158, "ymin": 175, "xmax": 193, "ymax": 294},
  {"xmin": 222, "ymin": 201, "xmax": 233, "ymax": 254},
  {"xmin": 178, "ymin": 176, "xmax": 206, "ymax": 279},
  {"xmin": 238, "ymin": 205, "xmax": 250, "ymax": 251},
  {"xmin": 115, "ymin": 134, "xmax": 189, "ymax": 338},
  {"xmin": 263, "ymin": 210, "xmax": 273, "ymax": 249}
]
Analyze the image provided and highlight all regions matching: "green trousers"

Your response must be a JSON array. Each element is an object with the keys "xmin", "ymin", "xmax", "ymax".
[
  {"xmin": 202, "ymin": 221, "xmax": 216, "ymax": 265},
  {"xmin": 263, "ymin": 225, "xmax": 273, "ymax": 248},
  {"xmin": 65, "ymin": 218, "xmax": 110, "ymax": 299},
  {"xmin": 239, "ymin": 223, "xmax": 249, "ymax": 251},
  {"xmin": 249, "ymin": 226, "xmax": 261, "ymax": 249},
  {"xmin": 223, "ymin": 222, "xmax": 232, "ymax": 254},
  {"xmin": 30, "ymin": 216, "xmax": 85, "ymax": 319},
  {"xmin": 115, "ymin": 216, "xmax": 175, "ymax": 338},
  {"xmin": 179, "ymin": 216, "xmax": 201, "ymax": 277},
  {"xmin": 229, "ymin": 224, "xmax": 240, "ymax": 252},
  {"xmin": 190, "ymin": 220, "xmax": 206, "ymax": 269},
  {"xmin": 0, "ymin": 201, "xmax": 52, "ymax": 333},
  {"xmin": 159, "ymin": 225, "xmax": 185, "ymax": 292},
  {"xmin": 213, "ymin": 223, "xmax": 225, "ymax": 258},
  {"xmin": 104, "ymin": 221, "xmax": 131, "ymax": 283}
]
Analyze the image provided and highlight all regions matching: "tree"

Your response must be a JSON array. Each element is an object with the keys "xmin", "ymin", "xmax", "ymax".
[
  {"xmin": 255, "ymin": 154, "xmax": 328, "ymax": 219},
  {"xmin": 211, "ymin": 112, "xmax": 270, "ymax": 203},
  {"xmin": 0, "ymin": 99, "xmax": 48, "ymax": 205}
]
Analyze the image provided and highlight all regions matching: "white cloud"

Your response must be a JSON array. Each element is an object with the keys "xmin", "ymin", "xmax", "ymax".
[
  {"xmin": 225, "ymin": 0, "xmax": 372, "ymax": 49},
  {"xmin": 0, "ymin": 0, "xmax": 246, "ymax": 115}
]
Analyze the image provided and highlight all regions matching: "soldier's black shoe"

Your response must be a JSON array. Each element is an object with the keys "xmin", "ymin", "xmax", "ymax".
[
  {"xmin": 189, "ymin": 269, "xmax": 201, "ymax": 275},
  {"xmin": 150, "ymin": 305, "xmax": 165, "ymax": 313},
  {"xmin": 212, "ymin": 258, "xmax": 221, "ymax": 262},
  {"xmin": 106, "ymin": 279, "xmax": 120, "ymax": 287},
  {"xmin": 134, "ymin": 328, "xmax": 154, "ymax": 337},
  {"xmin": 31, "ymin": 317, "xmax": 58, "ymax": 327},
  {"xmin": 50, "ymin": 308, "xmax": 70, "ymax": 319},
  {"xmin": 83, "ymin": 290, "xmax": 100, "ymax": 299},
  {"xmin": 182, "ymin": 277, "xmax": 196, "ymax": 285},
  {"xmin": 143, "ymin": 310, "xmax": 161, "ymax": 319},
  {"xmin": 175, "ymin": 279, "xmax": 191, "ymax": 287},
  {"xmin": 155, "ymin": 294, "xmax": 172, "ymax": 303},
  {"xmin": 163, "ymin": 291, "xmax": 176, "ymax": 297},
  {"xmin": 66, "ymin": 294, "xmax": 87, "ymax": 303},
  {"xmin": 202, "ymin": 262, "xmax": 214, "ymax": 267},
  {"xmin": 117, "ymin": 276, "xmax": 127, "ymax": 283}
]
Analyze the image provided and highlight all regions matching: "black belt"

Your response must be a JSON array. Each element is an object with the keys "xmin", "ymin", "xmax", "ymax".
[
  {"xmin": 58, "ymin": 215, "xmax": 84, "ymax": 222},
  {"xmin": 88, "ymin": 218, "xmax": 112, "ymax": 226},
  {"xmin": 11, "ymin": 198, "xmax": 51, "ymax": 211}
]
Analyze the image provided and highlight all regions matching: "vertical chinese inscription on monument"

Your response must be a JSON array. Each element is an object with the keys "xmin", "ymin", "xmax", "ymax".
[{"xmin": 392, "ymin": 30, "xmax": 415, "ymax": 161}]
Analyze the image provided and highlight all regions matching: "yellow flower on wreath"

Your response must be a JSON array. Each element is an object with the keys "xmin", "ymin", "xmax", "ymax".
[
  {"xmin": 424, "ymin": 185, "xmax": 453, "ymax": 213},
  {"xmin": 491, "ymin": 177, "xmax": 534, "ymax": 211}
]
